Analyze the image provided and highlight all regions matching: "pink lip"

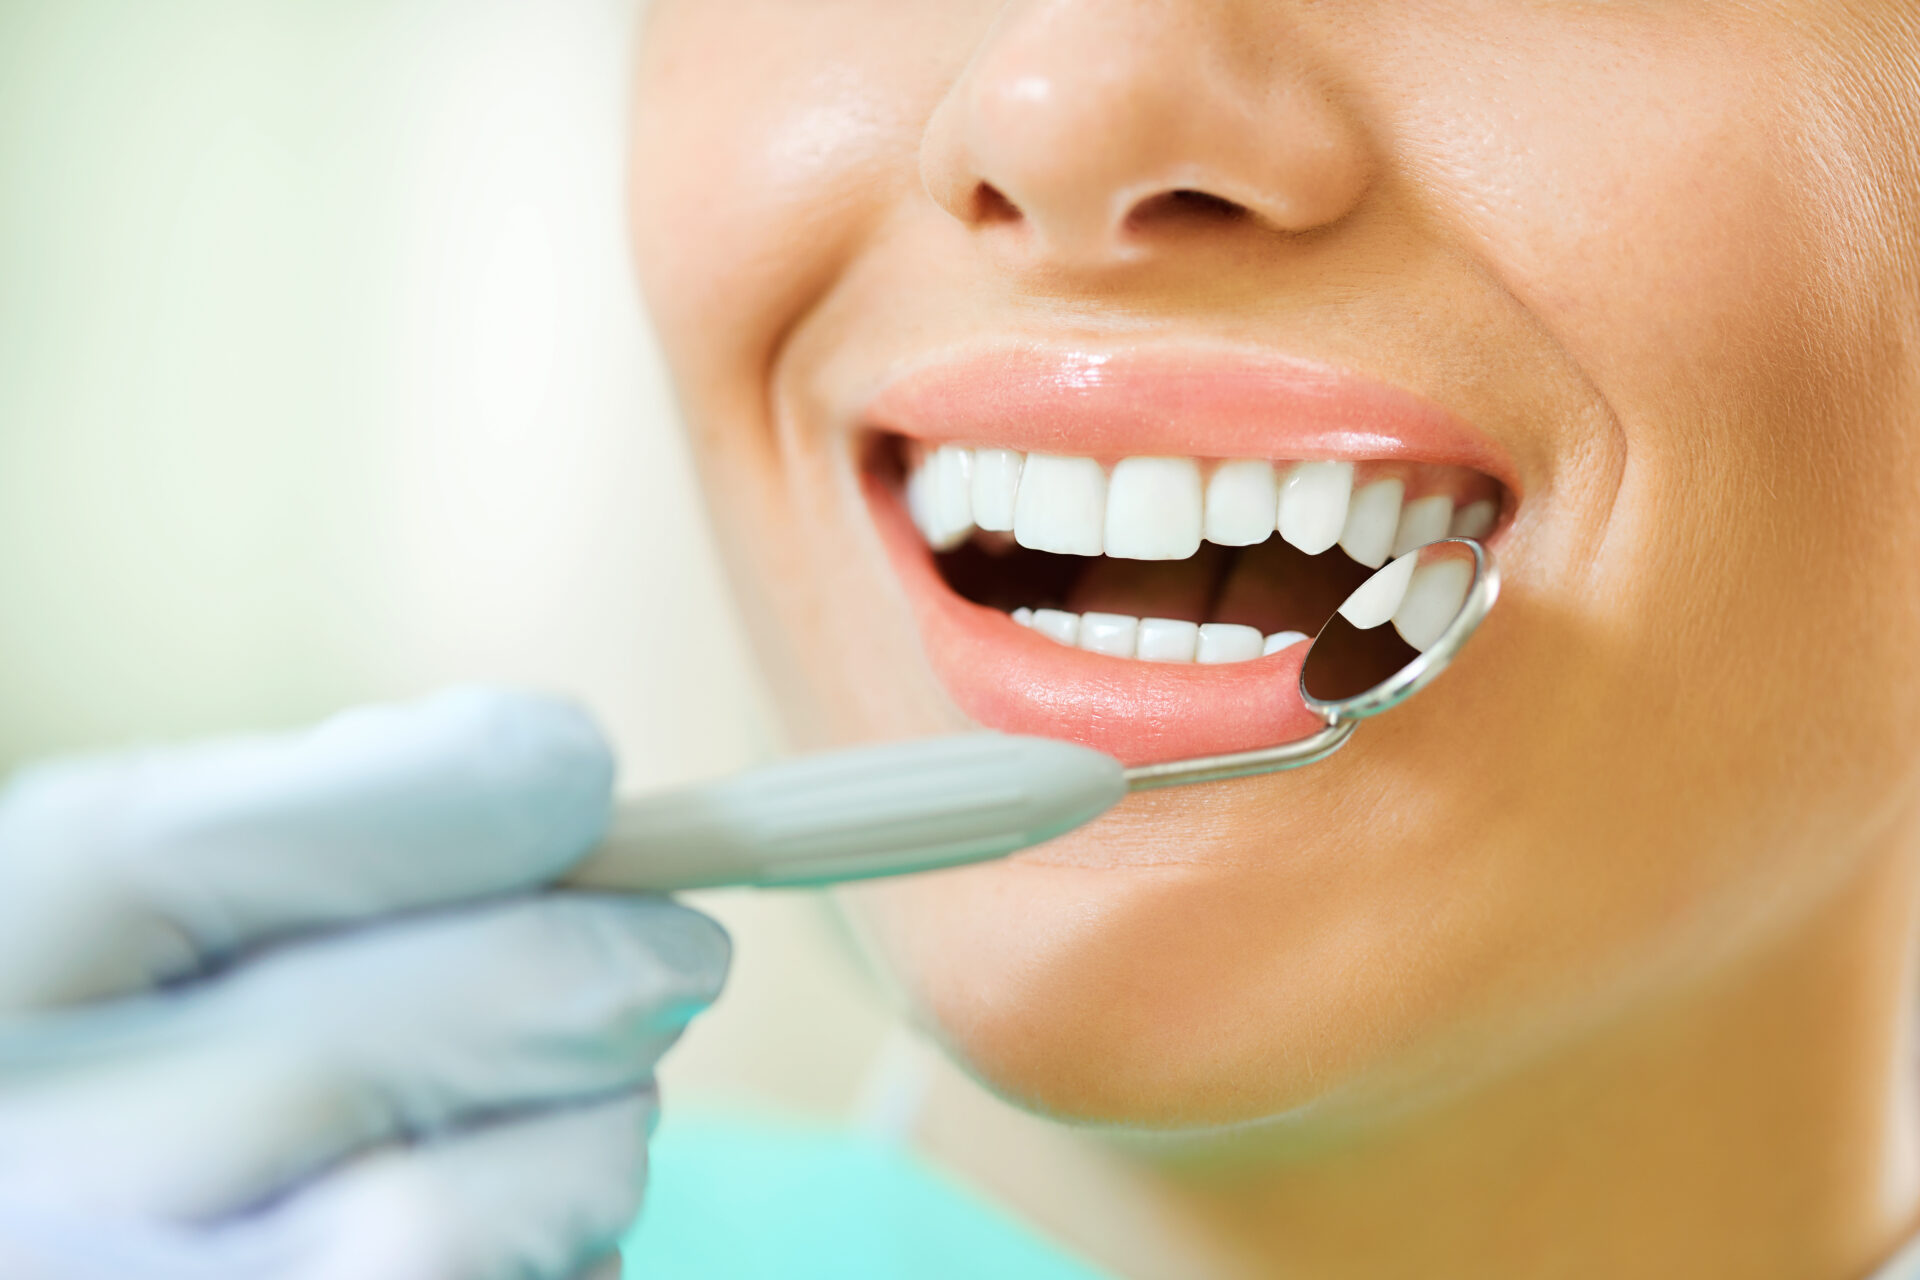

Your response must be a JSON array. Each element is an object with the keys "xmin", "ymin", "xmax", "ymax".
[
  {"xmin": 864, "ymin": 345, "xmax": 1518, "ymax": 487},
  {"xmin": 859, "ymin": 345, "xmax": 1514, "ymax": 765}
]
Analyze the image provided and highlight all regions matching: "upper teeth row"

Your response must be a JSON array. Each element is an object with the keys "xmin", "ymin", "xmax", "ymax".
[{"xmin": 905, "ymin": 446, "xmax": 1496, "ymax": 568}]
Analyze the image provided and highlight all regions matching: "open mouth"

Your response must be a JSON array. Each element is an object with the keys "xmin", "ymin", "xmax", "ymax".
[
  {"xmin": 895, "ymin": 442, "xmax": 1501, "ymax": 662},
  {"xmin": 856, "ymin": 348, "xmax": 1515, "ymax": 764}
]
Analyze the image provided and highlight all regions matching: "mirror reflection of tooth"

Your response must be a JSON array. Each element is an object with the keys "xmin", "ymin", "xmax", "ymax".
[
  {"xmin": 1028, "ymin": 608, "xmax": 1080, "ymax": 646},
  {"xmin": 971, "ymin": 448, "xmax": 1024, "ymax": 532},
  {"xmin": 1391, "ymin": 493, "xmax": 1454, "ymax": 558},
  {"xmin": 1196, "ymin": 622, "xmax": 1264, "ymax": 664},
  {"xmin": 1338, "ymin": 477, "xmax": 1404, "ymax": 568},
  {"xmin": 1078, "ymin": 611, "xmax": 1140, "ymax": 657},
  {"xmin": 1392, "ymin": 557, "xmax": 1475, "ymax": 652},
  {"xmin": 1338, "ymin": 552, "xmax": 1419, "ymax": 629},
  {"xmin": 1136, "ymin": 617, "xmax": 1200, "ymax": 663},
  {"xmin": 1449, "ymin": 498, "xmax": 1497, "ymax": 540}
]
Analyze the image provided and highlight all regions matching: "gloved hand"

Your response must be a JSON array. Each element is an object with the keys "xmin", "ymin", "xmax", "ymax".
[{"xmin": 0, "ymin": 688, "xmax": 729, "ymax": 1280}]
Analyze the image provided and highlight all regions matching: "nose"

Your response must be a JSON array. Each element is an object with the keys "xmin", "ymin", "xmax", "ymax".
[{"xmin": 920, "ymin": 2, "xmax": 1374, "ymax": 268}]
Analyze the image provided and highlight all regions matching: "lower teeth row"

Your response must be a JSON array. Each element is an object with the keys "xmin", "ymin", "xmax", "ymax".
[{"xmin": 1011, "ymin": 609, "xmax": 1307, "ymax": 664}]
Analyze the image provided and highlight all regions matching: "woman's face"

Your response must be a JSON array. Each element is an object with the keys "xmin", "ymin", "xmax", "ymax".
[{"xmin": 630, "ymin": 3, "xmax": 1920, "ymax": 1129}]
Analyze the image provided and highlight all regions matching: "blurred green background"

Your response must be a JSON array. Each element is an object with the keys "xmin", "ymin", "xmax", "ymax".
[{"xmin": 0, "ymin": 0, "xmax": 769, "ymax": 784}]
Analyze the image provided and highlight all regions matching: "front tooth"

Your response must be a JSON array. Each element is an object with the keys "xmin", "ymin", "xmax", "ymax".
[
  {"xmin": 1028, "ymin": 608, "xmax": 1080, "ymax": 645},
  {"xmin": 1203, "ymin": 459, "xmax": 1277, "ymax": 546},
  {"xmin": 1391, "ymin": 494, "xmax": 1454, "ymax": 558},
  {"xmin": 1078, "ymin": 611, "xmax": 1140, "ymax": 657},
  {"xmin": 1262, "ymin": 630, "xmax": 1310, "ymax": 655},
  {"xmin": 1011, "ymin": 607, "xmax": 1034, "ymax": 627},
  {"xmin": 1196, "ymin": 623, "xmax": 1264, "ymax": 664},
  {"xmin": 1013, "ymin": 454, "xmax": 1107, "ymax": 556},
  {"xmin": 971, "ymin": 448, "xmax": 1024, "ymax": 532},
  {"xmin": 1338, "ymin": 477, "xmax": 1404, "ymax": 569},
  {"xmin": 1392, "ymin": 557, "xmax": 1474, "ymax": 652},
  {"xmin": 1104, "ymin": 457, "xmax": 1202, "ymax": 560},
  {"xmin": 1339, "ymin": 552, "xmax": 1419, "ymax": 630},
  {"xmin": 1136, "ymin": 617, "xmax": 1199, "ymax": 662},
  {"xmin": 1450, "ymin": 499, "xmax": 1497, "ymax": 540},
  {"xmin": 1277, "ymin": 461, "xmax": 1354, "ymax": 554}
]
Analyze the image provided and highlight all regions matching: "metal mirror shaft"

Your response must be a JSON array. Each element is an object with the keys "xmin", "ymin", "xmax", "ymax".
[{"xmin": 1124, "ymin": 538, "xmax": 1498, "ymax": 791}]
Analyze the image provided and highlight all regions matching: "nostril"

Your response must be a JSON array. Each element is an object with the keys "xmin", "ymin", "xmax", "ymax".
[
  {"xmin": 970, "ymin": 182, "xmax": 1022, "ymax": 225},
  {"xmin": 1126, "ymin": 189, "xmax": 1249, "ymax": 231}
]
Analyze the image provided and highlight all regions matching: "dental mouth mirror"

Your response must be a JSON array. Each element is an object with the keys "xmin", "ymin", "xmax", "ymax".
[{"xmin": 565, "ymin": 538, "xmax": 1496, "ymax": 893}]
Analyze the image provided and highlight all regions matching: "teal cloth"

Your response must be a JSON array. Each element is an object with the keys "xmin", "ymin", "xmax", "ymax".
[{"xmin": 621, "ymin": 1112, "xmax": 1114, "ymax": 1280}]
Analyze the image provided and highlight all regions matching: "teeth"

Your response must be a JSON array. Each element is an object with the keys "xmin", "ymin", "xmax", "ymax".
[
  {"xmin": 1262, "ymin": 630, "xmax": 1310, "ymax": 656},
  {"xmin": 1135, "ymin": 617, "xmax": 1200, "ymax": 662},
  {"xmin": 1392, "ymin": 494, "xmax": 1454, "ymax": 558},
  {"xmin": 1338, "ymin": 477, "xmax": 1405, "ymax": 569},
  {"xmin": 1202, "ymin": 459, "xmax": 1278, "ymax": 546},
  {"xmin": 904, "ymin": 446, "xmax": 1502, "ymax": 659},
  {"xmin": 1392, "ymin": 557, "xmax": 1474, "ymax": 652},
  {"xmin": 1196, "ymin": 623, "xmax": 1265, "ymax": 664},
  {"xmin": 1104, "ymin": 457, "xmax": 1203, "ymax": 560},
  {"xmin": 1009, "ymin": 610, "xmax": 1298, "ymax": 665},
  {"xmin": 1013, "ymin": 454, "xmax": 1107, "ymax": 556},
  {"xmin": 1077, "ymin": 611, "xmax": 1140, "ymax": 657},
  {"xmin": 1027, "ymin": 608, "xmax": 1081, "ymax": 645},
  {"xmin": 1339, "ymin": 552, "xmax": 1419, "ymax": 630},
  {"xmin": 906, "ymin": 444, "xmax": 976, "ymax": 550},
  {"xmin": 971, "ymin": 448, "xmax": 1024, "ymax": 532},
  {"xmin": 1277, "ymin": 461, "xmax": 1354, "ymax": 555},
  {"xmin": 1450, "ymin": 498, "xmax": 1497, "ymax": 540}
]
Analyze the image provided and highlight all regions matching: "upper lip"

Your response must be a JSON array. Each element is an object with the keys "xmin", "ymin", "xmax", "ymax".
[{"xmin": 860, "ymin": 342, "xmax": 1518, "ymax": 489}]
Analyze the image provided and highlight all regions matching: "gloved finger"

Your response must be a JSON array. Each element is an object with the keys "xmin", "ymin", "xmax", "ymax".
[
  {"xmin": 241, "ymin": 1089, "xmax": 656, "ymax": 1280},
  {"xmin": 0, "ymin": 1093, "xmax": 655, "ymax": 1280},
  {"xmin": 0, "ymin": 895, "xmax": 727, "ymax": 1222},
  {"xmin": 0, "ymin": 686, "xmax": 614, "ymax": 1010}
]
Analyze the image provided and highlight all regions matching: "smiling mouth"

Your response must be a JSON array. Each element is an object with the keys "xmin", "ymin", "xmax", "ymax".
[
  {"xmin": 894, "ymin": 442, "xmax": 1502, "ymax": 664},
  {"xmin": 855, "ymin": 347, "xmax": 1515, "ymax": 764}
]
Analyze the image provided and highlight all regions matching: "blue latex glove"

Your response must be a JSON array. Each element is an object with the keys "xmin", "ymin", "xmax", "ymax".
[{"xmin": 0, "ymin": 688, "xmax": 730, "ymax": 1280}]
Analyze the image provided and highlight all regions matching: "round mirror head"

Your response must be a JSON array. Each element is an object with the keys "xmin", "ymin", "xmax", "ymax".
[{"xmin": 1299, "ymin": 538, "xmax": 1498, "ymax": 723}]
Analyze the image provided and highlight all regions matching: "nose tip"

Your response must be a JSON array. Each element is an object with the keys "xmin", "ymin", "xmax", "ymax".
[{"xmin": 920, "ymin": 11, "xmax": 1374, "ymax": 268}]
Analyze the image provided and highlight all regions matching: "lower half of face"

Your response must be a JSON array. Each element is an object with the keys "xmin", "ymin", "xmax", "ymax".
[{"xmin": 634, "ymin": 0, "xmax": 1920, "ymax": 1130}]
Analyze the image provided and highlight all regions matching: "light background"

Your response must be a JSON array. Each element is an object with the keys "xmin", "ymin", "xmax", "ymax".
[{"xmin": 0, "ymin": 0, "xmax": 922, "ymax": 1130}]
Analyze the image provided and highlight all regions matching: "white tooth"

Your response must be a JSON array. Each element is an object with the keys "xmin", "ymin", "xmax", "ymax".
[
  {"xmin": 1013, "ymin": 454, "xmax": 1107, "ymax": 556},
  {"xmin": 1203, "ymin": 459, "xmax": 1277, "ymax": 546},
  {"xmin": 1262, "ymin": 630, "xmax": 1310, "ymax": 656},
  {"xmin": 905, "ymin": 451, "xmax": 936, "ymax": 543},
  {"xmin": 1277, "ymin": 461, "xmax": 1354, "ymax": 554},
  {"xmin": 971, "ymin": 448, "xmax": 1024, "ymax": 532},
  {"xmin": 1450, "ymin": 498, "xmax": 1497, "ymax": 540},
  {"xmin": 1136, "ymin": 617, "xmax": 1199, "ymax": 663},
  {"xmin": 1391, "ymin": 494, "xmax": 1454, "ymax": 558},
  {"xmin": 1028, "ymin": 608, "xmax": 1080, "ymax": 646},
  {"xmin": 919, "ymin": 444, "xmax": 975, "ymax": 550},
  {"xmin": 1104, "ymin": 457, "xmax": 1203, "ymax": 560},
  {"xmin": 1338, "ymin": 477, "xmax": 1404, "ymax": 569},
  {"xmin": 1011, "ymin": 607, "xmax": 1034, "ymax": 627},
  {"xmin": 1078, "ymin": 611, "xmax": 1140, "ymax": 657},
  {"xmin": 1196, "ymin": 623, "xmax": 1264, "ymax": 664},
  {"xmin": 1339, "ymin": 552, "xmax": 1419, "ymax": 630},
  {"xmin": 1393, "ymin": 557, "xmax": 1474, "ymax": 652}
]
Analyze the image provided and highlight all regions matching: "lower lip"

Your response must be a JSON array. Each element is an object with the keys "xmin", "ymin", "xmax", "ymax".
[{"xmin": 866, "ymin": 475, "xmax": 1330, "ymax": 766}]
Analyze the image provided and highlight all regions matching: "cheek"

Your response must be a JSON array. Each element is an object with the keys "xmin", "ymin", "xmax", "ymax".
[{"xmin": 629, "ymin": 4, "xmax": 984, "ymax": 402}]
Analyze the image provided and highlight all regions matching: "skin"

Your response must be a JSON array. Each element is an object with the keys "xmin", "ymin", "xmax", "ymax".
[{"xmin": 628, "ymin": 3, "xmax": 1920, "ymax": 1276}]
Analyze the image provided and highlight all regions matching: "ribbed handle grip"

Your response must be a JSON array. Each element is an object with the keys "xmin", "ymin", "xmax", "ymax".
[{"xmin": 564, "ymin": 732, "xmax": 1126, "ymax": 892}]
